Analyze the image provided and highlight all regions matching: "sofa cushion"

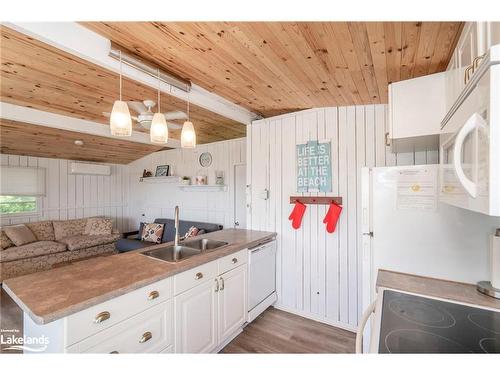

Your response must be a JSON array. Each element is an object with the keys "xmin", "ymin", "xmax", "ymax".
[
  {"xmin": 26, "ymin": 220, "xmax": 55, "ymax": 241},
  {"xmin": 154, "ymin": 218, "xmax": 222, "ymax": 243},
  {"xmin": 1, "ymin": 230, "xmax": 14, "ymax": 249},
  {"xmin": 3, "ymin": 225, "xmax": 37, "ymax": 247},
  {"xmin": 58, "ymin": 233, "xmax": 121, "ymax": 251},
  {"xmin": 141, "ymin": 223, "xmax": 164, "ymax": 244},
  {"xmin": 84, "ymin": 217, "xmax": 112, "ymax": 236},
  {"xmin": 0, "ymin": 241, "xmax": 66, "ymax": 262},
  {"xmin": 116, "ymin": 238, "xmax": 156, "ymax": 253},
  {"xmin": 53, "ymin": 218, "xmax": 87, "ymax": 240}
]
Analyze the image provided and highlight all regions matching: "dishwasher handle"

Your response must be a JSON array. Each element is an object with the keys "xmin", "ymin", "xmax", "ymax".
[{"xmin": 355, "ymin": 299, "xmax": 377, "ymax": 354}]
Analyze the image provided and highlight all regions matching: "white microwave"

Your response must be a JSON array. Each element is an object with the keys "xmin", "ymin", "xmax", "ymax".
[{"xmin": 440, "ymin": 44, "xmax": 500, "ymax": 216}]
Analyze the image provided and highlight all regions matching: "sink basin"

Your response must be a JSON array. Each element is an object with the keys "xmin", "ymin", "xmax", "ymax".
[
  {"xmin": 142, "ymin": 245, "xmax": 202, "ymax": 263},
  {"xmin": 182, "ymin": 238, "xmax": 229, "ymax": 251}
]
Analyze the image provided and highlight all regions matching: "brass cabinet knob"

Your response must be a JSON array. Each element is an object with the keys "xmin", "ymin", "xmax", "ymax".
[
  {"xmin": 215, "ymin": 278, "xmax": 220, "ymax": 292},
  {"xmin": 148, "ymin": 290, "xmax": 160, "ymax": 300},
  {"xmin": 220, "ymin": 277, "xmax": 225, "ymax": 291},
  {"xmin": 231, "ymin": 258, "xmax": 238, "ymax": 264},
  {"xmin": 139, "ymin": 331, "xmax": 153, "ymax": 344},
  {"xmin": 195, "ymin": 272, "xmax": 203, "ymax": 280},
  {"xmin": 94, "ymin": 311, "xmax": 111, "ymax": 324}
]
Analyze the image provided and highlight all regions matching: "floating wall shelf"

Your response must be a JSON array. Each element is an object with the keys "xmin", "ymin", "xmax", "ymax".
[
  {"xmin": 139, "ymin": 176, "xmax": 181, "ymax": 184},
  {"xmin": 178, "ymin": 185, "xmax": 227, "ymax": 192}
]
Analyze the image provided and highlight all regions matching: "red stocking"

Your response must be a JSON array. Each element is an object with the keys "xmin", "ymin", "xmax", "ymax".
[
  {"xmin": 323, "ymin": 202, "xmax": 342, "ymax": 233},
  {"xmin": 288, "ymin": 202, "xmax": 307, "ymax": 229}
]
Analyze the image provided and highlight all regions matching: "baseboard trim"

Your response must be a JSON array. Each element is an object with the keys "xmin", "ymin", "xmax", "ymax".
[
  {"xmin": 273, "ymin": 304, "xmax": 357, "ymax": 333},
  {"xmin": 214, "ymin": 327, "xmax": 243, "ymax": 353},
  {"xmin": 247, "ymin": 292, "xmax": 277, "ymax": 323}
]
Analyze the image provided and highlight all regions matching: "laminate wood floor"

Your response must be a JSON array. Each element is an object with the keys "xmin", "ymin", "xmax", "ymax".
[{"xmin": 221, "ymin": 307, "xmax": 355, "ymax": 353}]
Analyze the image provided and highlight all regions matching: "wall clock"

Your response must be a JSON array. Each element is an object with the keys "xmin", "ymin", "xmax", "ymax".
[{"xmin": 199, "ymin": 152, "xmax": 212, "ymax": 167}]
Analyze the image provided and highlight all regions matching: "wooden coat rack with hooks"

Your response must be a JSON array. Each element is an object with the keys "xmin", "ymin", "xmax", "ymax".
[{"xmin": 289, "ymin": 196, "xmax": 342, "ymax": 205}]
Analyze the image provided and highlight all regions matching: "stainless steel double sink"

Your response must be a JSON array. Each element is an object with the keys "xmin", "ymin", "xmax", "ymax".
[{"xmin": 141, "ymin": 238, "xmax": 228, "ymax": 263}]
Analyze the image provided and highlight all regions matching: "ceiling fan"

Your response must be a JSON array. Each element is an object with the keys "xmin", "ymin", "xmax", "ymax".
[{"xmin": 103, "ymin": 99, "xmax": 186, "ymax": 130}]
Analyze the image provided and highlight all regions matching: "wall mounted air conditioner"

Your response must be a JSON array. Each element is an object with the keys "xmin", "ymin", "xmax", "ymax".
[{"xmin": 70, "ymin": 162, "xmax": 111, "ymax": 176}]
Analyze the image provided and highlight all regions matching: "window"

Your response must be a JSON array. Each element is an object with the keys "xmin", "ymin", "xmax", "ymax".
[{"xmin": 0, "ymin": 195, "xmax": 38, "ymax": 215}]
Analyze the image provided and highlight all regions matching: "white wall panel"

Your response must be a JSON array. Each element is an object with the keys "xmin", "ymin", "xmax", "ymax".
[
  {"xmin": 0, "ymin": 155, "xmax": 129, "ymax": 231},
  {"xmin": 249, "ymin": 104, "xmax": 434, "ymax": 331},
  {"xmin": 126, "ymin": 138, "xmax": 246, "ymax": 232}
]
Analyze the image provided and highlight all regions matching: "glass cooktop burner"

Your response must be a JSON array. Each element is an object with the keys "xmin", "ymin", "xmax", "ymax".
[{"xmin": 378, "ymin": 290, "xmax": 500, "ymax": 353}]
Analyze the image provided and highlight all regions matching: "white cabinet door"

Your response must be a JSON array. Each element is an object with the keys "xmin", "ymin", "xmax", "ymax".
[
  {"xmin": 456, "ymin": 23, "xmax": 479, "ymax": 92},
  {"xmin": 486, "ymin": 22, "xmax": 500, "ymax": 48},
  {"xmin": 218, "ymin": 265, "xmax": 247, "ymax": 343},
  {"xmin": 174, "ymin": 280, "xmax": 218, "ymax": 353}
]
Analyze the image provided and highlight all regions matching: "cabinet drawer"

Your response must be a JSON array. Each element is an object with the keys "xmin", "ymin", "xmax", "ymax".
[
  {"xmin": 174, "ymin": 260, "xmax": 217, "ymax": 295},
  {"xmin": 218, "ymin": 249, "xmax": 247, "ymax": 275},
  {"xmin": 66, "ymin": 277, "xmax": 172, "ymax": 346},
  {"xmin": 66, "ymin": 300, "xmax": 173, "ymax": 353}
]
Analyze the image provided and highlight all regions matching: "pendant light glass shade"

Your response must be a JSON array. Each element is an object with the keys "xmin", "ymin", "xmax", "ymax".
[
  {"xmin": 110, "ymin": 100, "xmax": 132, "ymax": 136},
  {"xmin": 110, "ymin": 50, "xmax": 132, "ymax": 137},
  {"xmin": 181, "ymin": 121, "xmax": 196, "ymax": 148},
  {"xmin": 150, "ymin": 112, "xmax": 169, "ymax": 143}
]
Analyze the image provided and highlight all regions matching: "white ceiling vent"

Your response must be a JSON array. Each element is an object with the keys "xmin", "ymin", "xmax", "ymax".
[{"xmin": 70, "ymin": 162, "xmax": 111, "ymax": 176}]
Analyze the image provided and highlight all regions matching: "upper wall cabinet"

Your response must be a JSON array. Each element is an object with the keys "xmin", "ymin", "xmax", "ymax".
[
  {"xmin": 388, "ymin": 71, "xmax": 446, "ymax": 153},
  {"xmin": 445, "ymin": 22, "xmax": 500, "ymax": 115}
]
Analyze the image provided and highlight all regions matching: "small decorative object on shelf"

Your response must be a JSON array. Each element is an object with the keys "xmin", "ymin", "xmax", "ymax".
[
  {"xmin": 142, "ymin": 169, "xmax": 153, "ymax": 178},
  {"xmin": 195, "ymin": 175, "xmax": 208, "ymax": 185},
  {"xmin": 181, "ymin": 176, "xmax": 191, "ymax": 185},
  {"xmin": 155, "ymin": 165, "xmax": 170, "ymax": 177},
  {"xmin": 215, "ymin": 170, "xmax": 224, "ymax": 185}
]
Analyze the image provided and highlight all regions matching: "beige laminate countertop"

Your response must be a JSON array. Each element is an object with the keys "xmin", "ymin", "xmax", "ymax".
[
  {"xmin": 2, "ymin": 229, "xmax": 276, "ymax": 325},
  {"xmin": 377, "ymin": 269, "xmax": 500, "ymax": 310}
]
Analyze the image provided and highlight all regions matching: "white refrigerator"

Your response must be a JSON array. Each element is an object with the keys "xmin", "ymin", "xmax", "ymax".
[{"xmin": 360, "ymin": 164, "xmax": 500, "ymax": 351}]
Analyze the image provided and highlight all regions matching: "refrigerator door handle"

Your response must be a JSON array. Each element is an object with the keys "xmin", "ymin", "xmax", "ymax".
[{"xmin": 362, "ymin": 232, "xmax": 373, "ymax": 237}]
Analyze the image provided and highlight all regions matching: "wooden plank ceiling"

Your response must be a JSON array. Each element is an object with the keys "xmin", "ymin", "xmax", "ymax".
[
  {"xmin": 0, "ymin": 119, "xmax": 167, "ymax": 164},
  {"xmin": 83, "ymin": 22, "xmax": 463, "ymax": 117},
  {"xmin": 0, "ymin": 26, "xmax": 246, "ymax": 150}
]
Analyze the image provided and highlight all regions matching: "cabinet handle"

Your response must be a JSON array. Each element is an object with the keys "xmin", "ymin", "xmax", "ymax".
[
  {"xmin": 139, "ymin": 331, "xmax": 152, "ymax": 343},
  {"xmin": 220, "ymin": 277, "xmax": 225, "ymax": 291},
  {"xmin": 109, "ymin": 351, "xmax": 119, "ymax": 354},
  {"xmin": 464, "ymin": 65, "xmax": 474, "ymax": 84},
  {"xmin": 195, "ymin": 272, "xmax": 203, "ymax": 280},
  {"xmin": 473, "ymin": 53, "xmax": 486, "ymax": 70},
  {"xmin": 148, "ymin": 290, "xmax": 160, "ymax": 300},
  {"xmin": 94, "ymin": 311, "xmax": 110, "ymax": 324},
  {"xmin": 215, "ymin": 278, "xmax": 220, "ymax": 292},
  {"xmin": 231, "ymin": 257, "xmax": 238, "ymax": 264},
  {"xmin": 385, "ymin": 132, "xmax": 390, "ymax": 146}
]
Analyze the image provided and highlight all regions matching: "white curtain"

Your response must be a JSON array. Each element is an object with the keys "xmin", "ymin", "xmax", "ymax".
[{"xmin": 0, "ymin": 166, "xmax": 46, "ymax": 196}]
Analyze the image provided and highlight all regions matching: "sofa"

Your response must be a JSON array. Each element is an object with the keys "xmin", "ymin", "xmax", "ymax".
[
  {"xmin": 0, "ymin": 217, "xmax": 121, "ymax": 281},
  {"xmin": 116, "ymin": 218, "xmax": 223, "ymax": 253}
]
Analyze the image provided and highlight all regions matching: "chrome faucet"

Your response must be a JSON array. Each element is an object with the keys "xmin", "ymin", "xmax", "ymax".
[{"xmin": 174, "ymin": 205, "xmax": 180, "ymax": 247}]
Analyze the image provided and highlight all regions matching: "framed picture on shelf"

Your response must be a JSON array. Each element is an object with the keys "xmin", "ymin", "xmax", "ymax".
[{"xmin": 155, "ymin": 165, "xmax": 170, "ymax": 177}]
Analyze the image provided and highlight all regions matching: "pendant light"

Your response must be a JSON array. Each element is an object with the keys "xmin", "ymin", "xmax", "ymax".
[
  {"xmin": 110, "ymin": 51, "xmax": 132, "ymax": 137},
  {"xmin": 150, "ymin": 68, "xmax": 169, "ymax": 144},
  {"xmin": 181, "ymin": 94, "xmax": 196, "ymax": 148}
]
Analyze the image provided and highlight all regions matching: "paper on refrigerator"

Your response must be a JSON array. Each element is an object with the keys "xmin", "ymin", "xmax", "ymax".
[{"xmin": 396, "ymin": 166, "xmax": 438, "ymax": 211}]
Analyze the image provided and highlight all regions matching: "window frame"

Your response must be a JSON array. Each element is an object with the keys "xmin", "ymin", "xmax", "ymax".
[{"xmin": 0, "ymin": 195, "xmax": 41, "ymax": 218}]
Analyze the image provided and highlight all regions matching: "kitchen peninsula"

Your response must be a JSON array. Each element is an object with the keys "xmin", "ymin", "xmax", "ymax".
[{"xmin": 2, "ymin": 229, "xmax": 277, "ymax": 354}]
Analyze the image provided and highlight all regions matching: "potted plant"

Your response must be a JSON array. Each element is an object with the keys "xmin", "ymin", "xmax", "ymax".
[{"xmin": 181, "ymin": 176, "xmax": 191, "ymax": 185}]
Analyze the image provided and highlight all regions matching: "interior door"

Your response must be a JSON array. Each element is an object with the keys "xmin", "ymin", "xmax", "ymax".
[
  {"xmin": 174, "ymin": 281, "xmax": 217, "ymax": 353},
  {"xmin": 234, "ymin": 164, "xmax": 247, "ymax": 229},
  {"xmin": 218, "ymin": 265, "xmax": 247, "ymax": 343}
]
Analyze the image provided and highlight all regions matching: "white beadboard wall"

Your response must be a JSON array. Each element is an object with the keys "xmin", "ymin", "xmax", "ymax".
[
  {"xmin": 0, "ymin": 154, "xmax": 130, "ymax": 231},
  {"xmin": 126, "ymin": 138, "xmax": 246, "ymax": 232},
  {"xmin": 248, "ymin": 105, "xmax": 437, "ymax": 331}
]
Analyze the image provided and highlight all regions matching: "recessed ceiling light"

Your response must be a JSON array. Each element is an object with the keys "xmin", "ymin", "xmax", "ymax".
[{"xmin": 74, "ymin": 140, "xmax": 84, "ymax": 146}]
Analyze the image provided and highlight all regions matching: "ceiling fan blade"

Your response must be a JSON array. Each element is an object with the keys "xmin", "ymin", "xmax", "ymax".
[
  {"xmin": 164, "ymin": 110, "xmax": 187, "ymax": 120},
  {"xmin": 127, "ymin": 101, "xmax": 148, "ymax": 114},
  {"xmin": 166, "ymin": 121, "xmax": 182, "ymax": 130}
]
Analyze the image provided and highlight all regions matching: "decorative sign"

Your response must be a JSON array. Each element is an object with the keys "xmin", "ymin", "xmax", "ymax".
[{"xmin": 296, "ymin": 140, "xmax": 332, "ymax": 193}]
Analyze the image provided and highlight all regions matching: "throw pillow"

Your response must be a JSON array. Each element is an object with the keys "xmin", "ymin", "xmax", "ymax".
[
  {"xmin": 85, "ymin": 217, "xmax": 113, "ymax": 236},
  {"xmin": 26, "ymin": 220, "xmax": 55, "ymax": 241},
  {"xmin": 184, "ymin": 226, "xmax": 200, "ymax": 239},
  {"xmin": 141, "ymin": 223, "xmax": 164, "ymax": 244},
  {"xmin": 4, "ymin": 225, "xmax": 37, "ymax": 247},
  {"xmin": 53, "ymin": 218, "xmax": 87, "ymax": 240},
  {"xmin": 1, "ymin": 230, "xmax": 14, "ymax": 250}
]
